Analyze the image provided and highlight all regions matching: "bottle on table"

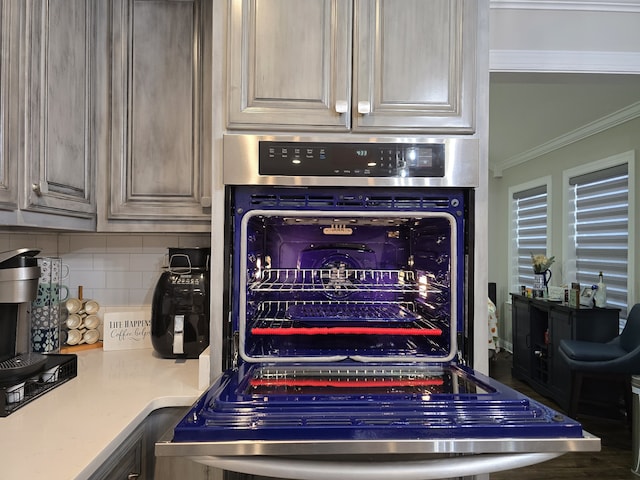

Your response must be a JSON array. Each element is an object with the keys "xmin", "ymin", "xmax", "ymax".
[{"xmin": 594, "ymin": 271, "xmax": 607, "ymax": 308}]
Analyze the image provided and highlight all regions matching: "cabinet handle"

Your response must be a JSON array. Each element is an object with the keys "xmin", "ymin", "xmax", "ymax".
[
  {"xmin": 32, "ymin": 183, "xmax": 42, "ymax": 196},
  {"xmin": 357, "ymin": 101, "xmax": 371, "ymax": 115},
  {"xmin": 127, "ymin": 474, "xmax": 140, "ymax": 479},
  {"xmin": 335, "ymin": 100, "xmax": 349, "ymax": 113}
]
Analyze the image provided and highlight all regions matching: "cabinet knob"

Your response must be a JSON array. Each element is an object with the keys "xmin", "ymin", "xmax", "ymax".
[
  {"xmin": 335, "ymin": 100, "xmax": 349, "ymax": 114},
  {"xmin": 357, "ymin": 101, "xmax": 371, "ymax": 115},
  {"xmin": 32, "ymin": 183, "xmax": 42, "ymax": 196}
]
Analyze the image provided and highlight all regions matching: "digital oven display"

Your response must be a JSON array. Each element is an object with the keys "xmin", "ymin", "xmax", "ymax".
[{"xmin": 258, "ymin": 142, "xmax": 445, "ymax": 177}]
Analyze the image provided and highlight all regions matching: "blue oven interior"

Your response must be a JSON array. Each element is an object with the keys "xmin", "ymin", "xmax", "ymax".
[
  {"xmin": 172, "ymin": 185, "xmax": 584, "ymax": 443},
  {"xmin": 234, "ymin": 186, "xmax": 466, "ymax": 363}
]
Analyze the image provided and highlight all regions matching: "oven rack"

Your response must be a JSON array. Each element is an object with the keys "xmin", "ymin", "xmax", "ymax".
[
  {"xmin": 248, "ymin": 268, "xmax": 440, "ymax": 294},
  {"xmin": 249, "ymin": 366, "xmax": 446, "ymax": 389},
  {"xmin": 248, "ymin": 300, "xmax": 444, "ymax": 336}
]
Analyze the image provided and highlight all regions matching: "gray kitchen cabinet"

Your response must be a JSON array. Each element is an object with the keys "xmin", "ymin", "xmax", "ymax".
[
  {"xmin": 227, "ymin": 0, "xmax": 478, "ymax": 134},
  {"xmin": 97, "ymin": 0, "xmax": 212, "ymax": 232},
  {"xmin": 89, "ymin": 420, "xmax": 144, "ymax": 480},
  {"xmin": 90, "ymin": 407, "xmax": 198, "ymax": 480},
  {"xmin": 0, "ymin": 0, "xmax": 97, "ymax": 230},
  {"xmin": 0, "ymin": 0, "xmax": 19, "ymax": 211}
]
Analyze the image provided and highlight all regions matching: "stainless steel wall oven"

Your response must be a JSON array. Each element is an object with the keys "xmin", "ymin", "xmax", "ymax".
[{"xmin": 157, "ymin": 135, "xmax": 598, "ymax": 480}]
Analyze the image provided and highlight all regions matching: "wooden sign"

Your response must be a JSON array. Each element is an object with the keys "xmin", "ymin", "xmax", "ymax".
[{"xmin": 103, "ymin": 309, "xmax": 152, "ymax": 351}]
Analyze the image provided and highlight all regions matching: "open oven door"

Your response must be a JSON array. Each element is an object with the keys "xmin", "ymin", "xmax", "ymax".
[{"xmin": 156, "ymin": 360, "xmax": 599, "ymax": 479}]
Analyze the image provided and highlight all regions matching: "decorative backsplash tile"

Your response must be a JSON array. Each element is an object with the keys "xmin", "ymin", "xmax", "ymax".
[{"xmin": 0, "ymin": 232, "xmax": 211, "ymax": 307}]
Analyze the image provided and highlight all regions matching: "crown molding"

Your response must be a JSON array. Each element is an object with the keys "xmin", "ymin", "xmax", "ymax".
[
  {"xmin": 490, "ymin": 0, "xmax": 640, "ymax": 12},
  {"xmin": 492, "ymin": 101, "xmax": 640, "ymax": 177},
  {"xmin": 490, "ymin": 50, "xmax": 640, "ymax": 73}
]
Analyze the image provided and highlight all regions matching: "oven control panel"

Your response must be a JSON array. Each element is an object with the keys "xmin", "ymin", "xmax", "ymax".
[{"xmin": 259, "ymin": 142, "xmax": 445, "ymax": 177}]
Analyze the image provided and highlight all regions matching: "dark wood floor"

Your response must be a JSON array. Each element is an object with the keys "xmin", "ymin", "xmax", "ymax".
[{"xmin": 489, "ymin": 350, "xmax": 638, "ymax": 479}]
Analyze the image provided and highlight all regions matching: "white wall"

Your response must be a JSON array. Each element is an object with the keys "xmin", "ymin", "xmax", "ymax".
[
  {"xmin": 490, "ymin": 1, "xmax": 640, "ymax": 73},
  {"xmin": 488, "ymin": 117, "xmax": 640, "ymax": 347}
]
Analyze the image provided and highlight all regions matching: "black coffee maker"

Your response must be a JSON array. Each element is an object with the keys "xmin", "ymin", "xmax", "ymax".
[
  {"xmin": 0, "ymin": 249, "xmax": 46, "ymax": 383},
  {"xmin": 151, "ymin": 247, "xmax": 210, "ymax": 358}
]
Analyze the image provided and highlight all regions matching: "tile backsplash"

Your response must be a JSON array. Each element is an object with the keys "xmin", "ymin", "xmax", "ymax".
[{"xmin": 0, "ymin": 232, "xmax": 211, "ymax": 307}]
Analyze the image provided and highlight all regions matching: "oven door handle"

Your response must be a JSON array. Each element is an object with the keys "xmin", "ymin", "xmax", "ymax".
[{"xmin": 188, "ymin": 452, "xmax": 564, "ymax": 480}]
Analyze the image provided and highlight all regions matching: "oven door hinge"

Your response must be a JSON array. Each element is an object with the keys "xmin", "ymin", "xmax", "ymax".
[
  {"xmin": 456, "ymin": 333, "xmax": 466, "ymax": 366},
  {"xmin": 232, "ymin": 331, "xmax": 240, "ymax": 369},
  {"xmin": 457, "ymin": 349, "xmax": 465, "ymax": 366}
]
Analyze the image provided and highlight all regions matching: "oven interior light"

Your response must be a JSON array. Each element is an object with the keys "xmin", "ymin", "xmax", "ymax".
[
  {"xmin": 418, "ymin": 274, "xmax": 428, "ymax": 298},
  {"xmin": 254, "ymin": 256, "xmax": 271, "ymax": 280},
  {"xmin": 254, "ymin": 257, "xmax": 262, "ymax": 280}
]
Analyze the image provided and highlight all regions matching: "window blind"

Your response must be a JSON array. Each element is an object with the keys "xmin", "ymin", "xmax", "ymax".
[
  {"xmin": 512, "ymin": 185, "xmax": 548, "ymax": 289},
  {"xmin": 569, "ymin": 164, "xmax": 629, "ymax": 317}
]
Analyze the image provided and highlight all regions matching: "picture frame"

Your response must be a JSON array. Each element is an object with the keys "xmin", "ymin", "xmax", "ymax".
[{"xmin": 579, "ymin": 287, "xmax": 595, "ymax": 307}]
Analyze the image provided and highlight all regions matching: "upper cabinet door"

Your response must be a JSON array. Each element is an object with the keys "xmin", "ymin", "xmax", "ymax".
[
  {"xmin": 103, "ymin": 0, "xmax": 212, "ymax": 231},
  {"xmin": 23, "ymin": 0, "xmax": 96, "ymax": 218},
  {"xmin": 227, "ymin": 0, "xmax": 352, "ymax": 131},
  {"xmin": 353, "ymin": 0, "xmax": 477, "ymax": 133}
]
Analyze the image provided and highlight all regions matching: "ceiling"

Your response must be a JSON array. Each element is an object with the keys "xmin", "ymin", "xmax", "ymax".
[{"xmin": 488, "ymin": 72, "xmax": 640, "ymax": 175}]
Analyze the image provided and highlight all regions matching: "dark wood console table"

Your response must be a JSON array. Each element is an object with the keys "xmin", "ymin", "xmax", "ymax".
[{"xmin": 510, "ymin": 294, "xmax": 620, "ymax": 412}]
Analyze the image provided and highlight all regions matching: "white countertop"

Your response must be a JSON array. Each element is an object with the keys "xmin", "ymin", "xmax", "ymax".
[{"xmin": 0, "ymin": 348, "xmax": 203, "ymax": 480}]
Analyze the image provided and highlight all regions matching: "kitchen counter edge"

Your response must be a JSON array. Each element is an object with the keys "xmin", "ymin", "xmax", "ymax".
[{"xmin": 0, "ymin": 348, "xmax": 204, "ymax": 480}]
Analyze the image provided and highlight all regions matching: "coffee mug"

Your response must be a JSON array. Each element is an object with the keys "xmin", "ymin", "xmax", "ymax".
[
  {"xmin": 66, "ymin": 297, "xmax": 83, "ymax": 314},
  {"xmin": 38, "ymin": 257, "xmax": 69, "ymax": 283},
  {"xmin": 83, "ymin": 329, "xmax": 100, "ymax": 345},
  {"xmin": 84, "ymin": 300, "xmax": 100, "ymax": 315},
  {"xmin": 33, "ymin": 283, "xmax": 69, "ymax": 307},
  {"xmin": 31, "ymin": 305, "xmax": 58, "ymax": 329},
  {"xmin": 31, "ymin": 327, "xmax": 59, "ymax": 353},
  {"xmin": 66, "ymin": 329, "xmax": 83, "ymax": 346},
  {"xmin": 66, "ymin": 313, "xmax": 83, "ymax": 330},
  {"xmin": 84, "ymin": 315, "xmax": 100, "ymax": 330}
]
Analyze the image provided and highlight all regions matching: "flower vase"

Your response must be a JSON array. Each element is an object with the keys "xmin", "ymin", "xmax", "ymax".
[
  {"xmin": 533, "ymin": 274, "xmax": 545, "ymax": 298},
  {"xmin": 533, "ymin": 270, "xmax": 552, "ymax": 298}
]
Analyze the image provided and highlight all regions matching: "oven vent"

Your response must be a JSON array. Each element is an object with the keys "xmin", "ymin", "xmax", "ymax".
[
  {"xmin": 365, "ymin": 195, "xmax": 452, "ymax": 209},
  {"xmin": 248, "ymin": 192, "xmax": 456, "ymax": 209},
  {"xmin": 250, "ymin": 193, "xmax": 336, "ymax": 208},
  {"xmin": 250, "ymin": 194, "xmax": 278, "ymax": 206}
]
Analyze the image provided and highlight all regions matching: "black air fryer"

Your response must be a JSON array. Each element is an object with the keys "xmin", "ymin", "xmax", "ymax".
[{"xmin": 151, "ymin": 248, "xmax": 210, "ymax": 358}]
